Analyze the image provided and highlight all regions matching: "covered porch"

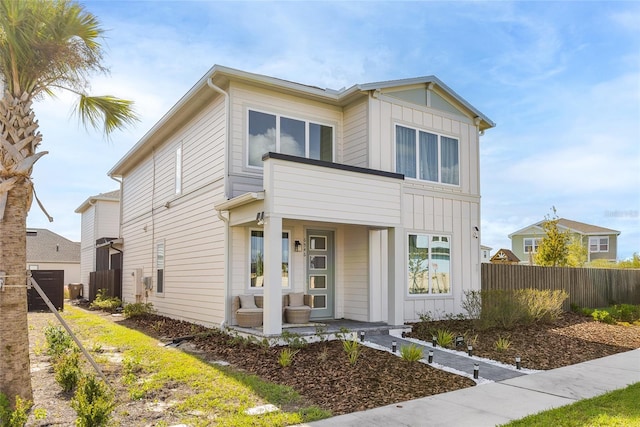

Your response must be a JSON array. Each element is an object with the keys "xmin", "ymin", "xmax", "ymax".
[{"xmin": 216, "ymin": 153, "xmax": 407, "ymax": 336}]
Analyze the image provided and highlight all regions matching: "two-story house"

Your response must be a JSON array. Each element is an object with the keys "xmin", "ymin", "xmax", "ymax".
[
  {"xmin": 509, "ymin": 218, "xmax": 621, "ymax": 264},
  {"xmin": 107, "ymin": 65, "xmax": 494, "ymax": 334},
  {"xmin": 75, "ymin": 190, "xmax": 122, "ymax": 299}
]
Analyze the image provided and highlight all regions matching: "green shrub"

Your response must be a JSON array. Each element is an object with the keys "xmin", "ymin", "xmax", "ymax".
[
  {"xmin": 461, "ymin": 290, "xmax": 482, "ymax": 320},
  {"xmin": 399, "ymin": 344, "xmax": 423, "ymax": 362},
  {"xmin": 591, "ymin": 309, "xmax": 615, "ymax": 324},
  {"xmin": 44, "ymin": 325, "xmax": 73, "ymax": 360},
  {"xmin": 54, "ymin": 350, "xmax": 81, "ymax": 392},
  {"xmin": 89, "ymin": 289, "xmax": 122, "ymax": 313},
  {"xmin": 0, "ymin": 394, "xmax": 31, "ymax": 427},
  {"xmin": 278, "ymin": 348, "xmax": 299, "ymax": 368},
  {"xmin": 71, "ymin": 375, "xmax": 115, "ymax": 427},
  {"xmin": 609, "ymin": 304, "xmax": 640, "ymax": 323},
  {"xmin": 280, "ymin": 331, "xmax": 308, "ymax": 350},
  {"xmin": 342, "ymin": 339, "xmax": 361, "ymax": 365},
  {"xmin": 434, "ymin": 328, "xmax": 454, "ymax": 348},
  {"xmin": 495, "ymin": 335, "xmax": 511, "ymax": 352},
  {"xmin": 123, "ymin": 302, "xmax": 155, "ymax": 318}
]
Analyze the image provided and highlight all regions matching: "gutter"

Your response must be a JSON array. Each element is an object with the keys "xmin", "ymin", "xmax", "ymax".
[{"xmin": 206, "ymin": 77, "xmax": 231, "ymax": 329}]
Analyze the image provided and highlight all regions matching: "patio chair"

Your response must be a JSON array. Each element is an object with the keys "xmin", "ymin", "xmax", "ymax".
[
  {"xmin": 284, "ymin": 292, "xmax": 312, "ymax": 324},
  {"xmin": 233, "ymin": 294, "xmax": 263, "ymax": 327}
]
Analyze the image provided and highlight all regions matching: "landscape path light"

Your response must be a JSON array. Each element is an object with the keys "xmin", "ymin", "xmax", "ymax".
[
  {"xmin": 392, "ymin": 341, "xmax": 397, "ymax": 353},
  {"xmin": 428, "ymin": 350, "xmax": 434, "ymax": 363},
  {"xmin": 516, "ymin": 356, "xmax": 521, "ymax": 370},
  {"xmin": 468, "ymin": 345, "xmax": 473, "ymax": 357},
  {"xmin": 473, "ymin": 364, "xmax": 479, "ymax": 379}
]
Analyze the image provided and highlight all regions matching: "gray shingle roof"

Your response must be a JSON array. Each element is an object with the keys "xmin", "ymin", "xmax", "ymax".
[{"xmin": 26, "ymin": 228, "xmax": 80, "ymax": 263}]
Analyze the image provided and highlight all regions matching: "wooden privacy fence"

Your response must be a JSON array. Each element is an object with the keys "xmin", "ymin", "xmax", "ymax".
[
  {"xmin": 88, "ymin": 269, "xmax": 122, "ymax": 302},
  {"xmin": 481, "ymin": 264, "xmax": 640, "ymax": 309}
]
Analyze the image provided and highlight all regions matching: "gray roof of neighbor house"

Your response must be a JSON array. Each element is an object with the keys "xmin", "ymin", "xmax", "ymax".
[
  {"xmin": 27, "ymin": 228, "xmax": 80, "ymax": 263},
  {"xmin": 109, "ymin": 65, "xmax": 495, "ymax": 177},
  {"xmin": 509, "ymin": 218, "xmax": 621, "ymax": 238},
  {"xmin": 74, "ymin": 189, "xmax": 120, "ymax": 214}
]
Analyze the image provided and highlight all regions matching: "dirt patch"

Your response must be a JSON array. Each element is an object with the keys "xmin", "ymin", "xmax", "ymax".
[{"xmin": 26, "ymin": 308, "xmax": 640, "ymax": 426}]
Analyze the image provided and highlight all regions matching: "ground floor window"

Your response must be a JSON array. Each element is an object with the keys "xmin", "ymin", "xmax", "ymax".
[
  {"xmin": 250, "ymin": 230, "xmax": 290, "ymax": 288},
  {"xmin": 408, "ymin": 233, "xmax": 451, "ymax": 295}
]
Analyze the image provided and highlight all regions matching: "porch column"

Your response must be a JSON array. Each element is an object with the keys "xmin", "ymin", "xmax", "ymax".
[
  {"xmin": 387, "ymin": 226, "xmax": 405, "ymax": 326},
  {"xmin": 263, "ymin": 215, "xmax": 283, "ymax": 335}
]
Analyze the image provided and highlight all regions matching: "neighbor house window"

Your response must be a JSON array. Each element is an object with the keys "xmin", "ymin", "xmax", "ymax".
[
  {"xmin": 175, "ymin": 145, "xmax": 182, "ymax": 194},
  {"xmin": 524, "ymin": 238, "xmax": 541, "ymax": 254},
  {"xmin": 408, "ymin": 233, "xmax": 451, "ymax": 295},
  {"xmin": 248, "ymin": 109, "xmax": 333, "ymax": 167},
  {"xmin": 396, "ymin": 125, "xmax": 459, "ymax": 185},
  {"xmin": 589, "ymin": 236, "xmax": 609, "ymax": 253},
  {"xmin": 250, "ymin": 230, "xmax": 290, "ymax": 288},
  {"xmin": 156, "ymin": 241, "xmax": 165, "ymax": 293}
]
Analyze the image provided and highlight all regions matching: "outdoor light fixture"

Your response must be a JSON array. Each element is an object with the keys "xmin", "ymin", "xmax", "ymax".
[
  {"xmin": 455, "ymin": 335, "xmax": 464, "ymax": 347},
  {"xmin": 473, "ymin": 226, "xmax": 479, "ymax": 239},
  {"xmin": 432, "ymin": 336, "xmax": 437, "ymax": 347},
  {"xmin": 256, "ymin": 211, "xmax": 264, "ymax": 225},
  {"xmin": 428, "ymin": 350, "xmax": 434, "ymax": 363},
  {"xmin": 392, "ymin": 341, "xmax": 397, "ymax": 353},
  {"xmin": 360, "ymin": 331, "xmax": 365, "ymax": 342},
  {"xmin": 516, "ymin": 356, "xmax": 521, "ymax": 370},
  {"xmin": 294, "ymin": 240, "xmax": 302, "ymax": 252},
  {"xmin": 468, "ymin": 345, "xmax": 473, "ymax": 357},
  {"xmin": 473, "ymin": 364, "xmax": 479, "ymax": 379}
]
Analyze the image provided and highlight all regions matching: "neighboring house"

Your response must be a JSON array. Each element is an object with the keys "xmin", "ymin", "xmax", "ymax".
[
  {"xmin": 490, "ymin": 248, "xmax": 520, "ymax": 265},
  {"xmin": 107, "ymin": 65, "xmax": 495, "ymax": 334},
  {"xmin": 74, "ymin": 190, "xmax": 122, "ymax": 299},
  {"xmin": 27, "ymin": 228, "xmax": 80, "ymax": 283},
  {"xmin": 509, "ymin": 218, "xmax": 620, "ymax": 264},
  {"xmin": 481, "ymin": 245, "xmax": 492, "ymax": 263}
]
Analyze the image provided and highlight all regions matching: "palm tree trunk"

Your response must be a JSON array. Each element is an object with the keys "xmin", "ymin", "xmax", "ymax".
[
  {"xmin": 0, "ymin": 92, "xmax": 39, "ymax": 405},
  {"xmin": 0, "ymin": 180, "xmax": 32, "ymax": 404}
]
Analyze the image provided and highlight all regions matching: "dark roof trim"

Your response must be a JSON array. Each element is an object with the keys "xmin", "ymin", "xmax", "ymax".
[{"xmin": 263, "ymin": 152, "xmax": 405, "ymax": 180}]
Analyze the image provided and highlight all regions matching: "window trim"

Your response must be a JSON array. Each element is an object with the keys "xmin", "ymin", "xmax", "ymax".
[
  {"xmin": 589, "ymin": 236, "xmax": 609, "ymax": 253},
  {"xmin": 394, "ymin": 123, "xmax": 460, "ymax": 186},
  {"xmin": 248, "ymin": 228, "xmax": 292, "ymax": 290},
  {"xmin": 407, "ymin": 232, "xmax": 452, "ymax": 297},
  {"xmin": 523, "ymin": 237, "xmax": 542, "ymax": 254},
  {"xmin": 246, "ymin": 108, "xmax": 335, "ymax": 169},
  {"xmin": 156, "ymin": 240, "xmax": 165, "ymax": 295},
  {"xmin": 175, "ymin": 144, "xmax": 183, "ymax": 195}
]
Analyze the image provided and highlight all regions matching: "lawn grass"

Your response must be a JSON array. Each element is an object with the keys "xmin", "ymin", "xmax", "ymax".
[
  {"xmin": 61, "ymin": 307, "xmax": 330, "ymax": 426},
  {"xmin": 502, "ymin": 382, "xmax": 640, "ymax": 427}
]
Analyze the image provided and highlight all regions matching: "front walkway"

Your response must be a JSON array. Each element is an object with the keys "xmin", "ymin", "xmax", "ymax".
[
  {"xmin": 229, "ymin": 319, "xmax": 401, "ymax": 338},
  {"xmin": 297, "ymin": 348, "xmax": 640, "ymax": 427}
]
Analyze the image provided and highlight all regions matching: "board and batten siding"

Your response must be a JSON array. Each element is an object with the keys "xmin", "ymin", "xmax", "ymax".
[
  {"xmin": 368, "ymin": 94, "xmax": 480, "ymax": 196},
  {"xmin": 264, "ymin": 158, "xmax": 402, "ymax": 227},
  {"xmin": 119, "ymin": 96, "xmax": 228, "ymax": 327},
  {"xmin": 341, "ymin": 226, "xmax": 369, "ymax": 321},
  {"xmin": 227, "ymin": 82, "xmax": 343, "ymax": 197},
  {"xmin": 401, "ymin": 190, "xmax": 481, "ymax": 322}
]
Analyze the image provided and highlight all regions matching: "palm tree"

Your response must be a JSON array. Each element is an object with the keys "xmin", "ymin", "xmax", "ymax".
[{"xmin": 0, "ymin": 0, "xmax": 137, "ymax": 406}]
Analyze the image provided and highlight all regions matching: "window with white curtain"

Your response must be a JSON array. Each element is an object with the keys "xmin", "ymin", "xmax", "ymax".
[{"xmin": 396, "ymin": 124, "xmax": 459, "ymax": 185}]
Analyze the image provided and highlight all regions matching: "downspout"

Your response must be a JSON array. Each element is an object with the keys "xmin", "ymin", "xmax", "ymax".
[{"xmin": 206, "ymin": 77, "xmax": 231, "ymax": 329}]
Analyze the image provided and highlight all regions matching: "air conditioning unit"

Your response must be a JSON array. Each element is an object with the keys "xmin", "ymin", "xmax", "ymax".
[{"xmin": 143, "ymin": 276, "xmax": 153, "ymax": 290}]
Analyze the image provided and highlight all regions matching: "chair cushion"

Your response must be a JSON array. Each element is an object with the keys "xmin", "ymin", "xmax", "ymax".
[
  {"xmin": 239, "ymin": 294, "xmax": 257, "ymax": 309},
  {"xmin": 286, "ymin": 305, "xmax": 311, "ymax": 312},
  {"xmin": 288, "ymin": 292, "xmax": 305, "ymax": 307},
  {"xmin": 236, "ymin": 308, "xmax": 263, "ymax": 314}
]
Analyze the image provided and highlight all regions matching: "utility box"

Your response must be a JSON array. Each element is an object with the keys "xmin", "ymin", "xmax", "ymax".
[{"xmin": 68, "ymin": 283, "xmax": 83, "ymax": 299}]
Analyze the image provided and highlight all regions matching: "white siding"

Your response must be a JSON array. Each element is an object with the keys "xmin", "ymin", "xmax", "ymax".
[
  {"xmin": 342, "ymin": 226, "xmax": 368, "ymax": 321},
  {"xmin": 342, "ymin": 99, "xmax": 368, "ymax": 168},
  {"xmin": 79, "ymin": 206, "xmax": 95, "ymax": 288},
  {"xmin": 264, "ymin": 158, "xmax": 402, "ymax": 227},
  {"xmin": 34, "ymin": 262, "xmax": 81, "ymax": 284},
  {"xmin": 95, "ymin": 201, "xmax": 120, "ymax": 239},
  {"xmin": 120, "ymin": 96, "xmax": 228, "ymax": 327}
]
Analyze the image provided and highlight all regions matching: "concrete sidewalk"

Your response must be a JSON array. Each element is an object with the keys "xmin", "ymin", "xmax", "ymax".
[{"xmin": 298, "ymin": 349, "xmax": 640, "ymax": 427}]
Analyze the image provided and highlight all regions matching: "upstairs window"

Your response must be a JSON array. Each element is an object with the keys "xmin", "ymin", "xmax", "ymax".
[
  {"xmin": 396, "ymin": 124, "xmax": 459, "ymax": 185},
  {"xmin": 589, "ymin": 236, "xmax": 609, "ymax": 253},
  {"xmin": 248, "ymin": 110, "xmax": 333, "ymax": 167},
  {"xmin": 524, "ymin": 238, "xmax": 541, "ymax": 254}
]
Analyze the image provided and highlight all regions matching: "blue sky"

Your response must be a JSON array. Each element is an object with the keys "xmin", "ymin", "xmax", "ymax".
[{"xmin": 28, "ymin": 1, "xmax": 639, "ymax": 259}]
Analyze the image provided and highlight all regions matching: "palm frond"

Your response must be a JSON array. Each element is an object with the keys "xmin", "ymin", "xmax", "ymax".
[{"xmin": 77, "ymin": 95, "xmax": 138, "ymax": 137}]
